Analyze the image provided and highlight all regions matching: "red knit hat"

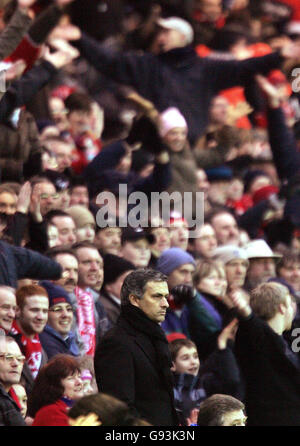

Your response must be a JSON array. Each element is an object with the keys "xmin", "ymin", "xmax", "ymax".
[{"xmin": 166, "ymin": 332, "xmax": 187, "ymax": 343}]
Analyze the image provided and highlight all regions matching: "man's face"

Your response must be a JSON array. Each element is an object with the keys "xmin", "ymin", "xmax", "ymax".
[
  {"xmin": 193, "ymin": 224, "xmax": 217, "ymax": 258},
  {"xmin": 18, "ymin": 295, "xmax": 49, "ymax": 337},
  {"xmin": 168, "ymin": 263, "xmax": 195, "ymax": 291},
  {"xmin": 247, "ymin": 258, "xmax": 276, "ymax": 288},
  {"xmin": 163, "ymin": 127, "xmax": 188, "ymax": 152},
  {"xmin": 0, "ymin": 289, "xmax": 17, "ymax": 332},
  {"xmin": 211, "ymin": 213, "xmax": 240, "ymax": 246},
  {"xmin": 105, "ymin": 271, "xmax": 133, "ymax": 301},
  {"xmin": 278, "ymin": 262, "xmax": 300, "ymax": 292},
  {"xmin": 171, "ymin": 346, "xmax": 200, "ymax": 376},
  {"xmin": 54, "ymin": 253, "xmax": 78, "ymax": 293},
  {"xmin": 121, "ymin": 239, "xmax": 151, "ymax": 268},
  {"xmin": 51, "ymin": 216, "xmax": 77, "ymax": 247},
  {"xmin": 68, "ymin": 110, "xmax": 92, "ymax": 137},
  {"xmin": 209, "ymin": 96, "xmax": 229, "ymax": 125},
  {"xmin": 69, "ymin": 186, "xmax": 89, "ymax": 207},
  {"xmin": 131, "ymin": 280, "xmax": 169, "ymax": 324},
  {"xmin": 225, "ymin": 259, "xmax": 249, "ymax": 289},
  {"xmin": 48, "ymin": 302, "xmax": 73, "ymax": 336},
  {"xmin": 76, "ymin": 247, "xmax": 103, "ymax": 289},
  {"xmin": 221, "ymin": 409, "xmax": 247, "ymax": 426},
  {"xmin": 208, "ymin": 181, "xmax": 230, "ymax": 206},
  {"xmin": 196, "ymin": 169, "xmax": 210, "ymax": 199},
  {"xmin": 0, "ymin": 340, "xmax": 24, "ymax": 392},
  {"xmin": 156, "ymin": 28, "xmax": 187, "ymax": 52},
  {"xmin": 196, "ymin": 0, "xmax": 223, "ymax": 21},
  {"xmin": 150, "ymin": 227, "xmax": 170, "ymax": 256},
  {"xmin": 31, "ymin": 182, "xmax": 58, "ymax": 216},
  {"xmin": 94, "ymin": 227, "xmax": 121, "ymax": 255},
  {"xmin": 169, "ymin": 221, "xmax": 189, "ymax": 251},
  {"xmin": 56, "ymin": 190, "xmax": 71, "ymax": 211},
  {"xmin": 50, "ymin": 141, "xmax": 74, "ymax": 173},
  {"xmin": 0, "ymin": 192, "xmax": 17, "ymax": 215},
  {"xmin": 49, "ymin": 97, "xmax": 69, "ymax": 132}
]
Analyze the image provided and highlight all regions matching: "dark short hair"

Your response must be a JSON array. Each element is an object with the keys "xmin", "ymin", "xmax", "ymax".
[
  {"xmin": 44, "ymin": 210, "xmax": 73, "ymax": 224},
  {"xmin": 276, "ymin": 250, "xmax": 300, "ymax": 274},
  {"xmin": 68, "ymin": 393, "xmax": 135, "ymax": 426},
  {"xmin": 197, "ymin": 394, "xmax": 245, "ymax": 426},
  {"xmin": 169, "ymin": 338, "xmax": 197, "ymax": 362},
  {"xmin": 72, "ymin": 240, "xmax": 99, "ymax": 252},
  {"xmin": 206, "ymin": 207, "xmax": 237, "ymax": 226},
  {"xmin": 65, "ymin": 92, "xmax": 93, "ymax": 114},
  {"xmin": 46, "ymin": 246, "xmax": 78, "ymax": 260},
  {"xmin": 120, "ymin": 269, "xmax": 167, "ymax": 307}
]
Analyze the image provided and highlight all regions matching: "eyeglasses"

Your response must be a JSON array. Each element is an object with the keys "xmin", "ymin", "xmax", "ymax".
[
  {"xmin": 49, "ymin": 306, "xmax": 73, "ymax": 314},
  {"xmin": 40, "ymin": 193, "xmax": 59, "ymax": 200},
  {"xmin": 0, "ymin": 354, "xmax": 26, "ymax": 364}
]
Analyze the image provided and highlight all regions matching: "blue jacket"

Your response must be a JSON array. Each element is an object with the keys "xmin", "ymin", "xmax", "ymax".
[
  {"xmin": 0, "ymin": 240, "xmax": 62, "ymax": 288},
  {"xmin": 39, "ymin": 325, "xmax": 80, "ymax": 359}
]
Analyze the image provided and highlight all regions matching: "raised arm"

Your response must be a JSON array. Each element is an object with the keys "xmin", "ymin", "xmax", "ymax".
[
  {"xmin": 204, "ymin": 40, "xmax": 300, "ymax": 95},
  {"xmin": 0, "ymin": 41, "xmax": 79, "ymax": 122},
  {"xmin": 255, "ymin": 74, "xmax": 300, "ymax": 181},
  {"xmin": 0, "ymin": 0, "xmax": 35, "ymax": 61}
]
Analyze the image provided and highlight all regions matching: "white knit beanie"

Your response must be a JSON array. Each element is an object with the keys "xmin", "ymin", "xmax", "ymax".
[{"xmin": 159, "ymin": 107, "xmax": 188, "ymax": 137}]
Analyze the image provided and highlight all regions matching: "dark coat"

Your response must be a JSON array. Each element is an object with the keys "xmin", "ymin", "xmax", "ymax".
[
  {"xmin": 94, "ymin": 313, "xmax": 178, "ymax": 426},
  {"xmin": 0, "ymin": 240, "xmax": 62, "ymax": 288},
  {"xmin": 235, "ymin": 313, "xmax": 300, "ymax": 426},
  {"xmin": 73, "ymin": 34, "xmax": 283, "ymax": 144},
  {"xmin": 97, "ymin": 290, "xmax": 121, "ymax": 326},
  {"xmin": 0, "ymin": 60, "xmax": 58, "ymax": 181},
  {"xmin": 0, "ymin": 384, "xmax": 26, "ymax": 426}
]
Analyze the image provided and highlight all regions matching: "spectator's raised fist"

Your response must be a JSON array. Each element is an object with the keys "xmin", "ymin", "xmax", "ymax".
[{"xmin": 171, "ymin": 284, "xmax": 196, "ymax": 306}]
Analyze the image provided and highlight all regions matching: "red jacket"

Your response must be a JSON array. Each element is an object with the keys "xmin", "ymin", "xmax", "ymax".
[{"xmin": 32, "ymin": 400, "xmax": 70, "ymax": 426}]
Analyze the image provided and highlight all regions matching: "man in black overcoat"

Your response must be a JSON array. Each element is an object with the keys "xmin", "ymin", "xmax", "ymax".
[{"xmin": 94, "ymin": 268, "xmax": 178, "ymax": 426}]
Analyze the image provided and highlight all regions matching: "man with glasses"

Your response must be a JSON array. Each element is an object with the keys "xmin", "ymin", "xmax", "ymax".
[
  {"xmin": 0, "ymin": 333, "xmax": 26, "ymax": 425},
  {"xmin": 39, "ymin": 281, "xmax": 80, "ymax": 359},
  {"xmin": 30, "ymin": 176, "xmax": 59, "ymax": 217}
]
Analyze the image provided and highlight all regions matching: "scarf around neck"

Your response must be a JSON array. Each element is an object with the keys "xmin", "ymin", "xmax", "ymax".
[
  {"xmin": 11, "ymin": 320, "xmax": 42, "ymax": 379},
  {"xmin": 121, "ymin": 304, "xmax": 174, "ymax": 395}
]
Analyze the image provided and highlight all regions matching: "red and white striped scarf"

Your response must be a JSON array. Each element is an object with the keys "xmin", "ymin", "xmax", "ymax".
[
  {"xmin": 75, "ymin": 287, "xmax": 96, "ymax": 357},
  {"xmin": 11, "ymin": 321, "xmax": 42, "ymax": 379}
]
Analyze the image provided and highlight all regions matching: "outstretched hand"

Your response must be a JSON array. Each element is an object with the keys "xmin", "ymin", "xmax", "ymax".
[
  {"xmin": 228, "ymin": 289, "xmax": 252, "ymax": 318},
  {"xmin": 217, "ymin": 318, "xmax": 239, "ymax": 350},
  {"xmin": 16, "ymin": 181, "xmax": 32, "ymax": 214},
  {"xmin": 186, "ymin": 408, "xmax": 199, "ymax": 426},
  {"xmin": 43, "ymin": 42, "xmax": 79, "ymax": 69},
  {"xmin": 49, "ymin": 24, "xmax": 82, "ymax": 42},
  {"xmin": 255, "ymin": 74, "xmax": 284, "ymax": 108}
]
